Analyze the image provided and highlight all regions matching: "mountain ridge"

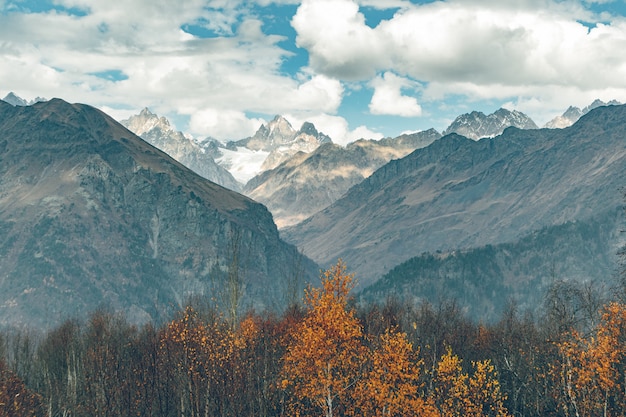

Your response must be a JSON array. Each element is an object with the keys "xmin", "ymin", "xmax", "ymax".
[
  {"xmin": 544, "ymin": 99, "xmax": 622, "ymax": 129},
  {"xmin": 121, "ymin": 108, "xmax": 241, "ymax": 191},
  {"xmin": 282, "ymin": 104, "xmax": 626, "ymax": 287},
  {"xmin": 360, "ymin": 208, "xmax": 623, "ymax": 321},
  {"xmin": 443, "ymin": 108, "xmax": 538, "ymax": 139},
  {"xmin": 244, "ymin": 129, "xmax": 442, "ymax": 228},
  {"xmin": 0, "ymin": 98, "xmax": 316, "ymax": 330}
]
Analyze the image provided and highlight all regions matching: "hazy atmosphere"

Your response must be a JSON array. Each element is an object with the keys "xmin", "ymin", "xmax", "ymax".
[{"xmin": 3, "ymin": 2, "xmax": 626, "ymax": 417}]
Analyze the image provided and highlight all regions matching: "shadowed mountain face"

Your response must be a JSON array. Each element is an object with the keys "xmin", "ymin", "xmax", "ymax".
[
  {"xmin": 360, "ymin": 209, "xmax": 624, "ymax": 322},
  {"xmin": 0, "ymin": 99, "xmax": 315, "ymax": 330},
  {"xmin": 282, "ymin": 104, "xmax": 626, "ymax": 288}
]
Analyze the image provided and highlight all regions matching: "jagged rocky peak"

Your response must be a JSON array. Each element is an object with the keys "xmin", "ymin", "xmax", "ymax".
[
  {"xmin": 2, "ymin": 92, "xmax": 47, "ymax": 106},
  {"xmin": 444, "ymin": 108, "xmax": 538, "ymax": 140},
  {"xmin": 563, "ymin": 106, "xmax": 584, "ymax": 119},
  {"xmin": 583, "ymin": 98, "xmax": 621, "ymax": 113},
  {"xmin": 121, "ymin": 107, "xmax": 241, "ymax": 191},
  {"xmin": 240, "ymin": 115, "xmax": 333, "ymax": 171},
  {"xmin": 544, "ymin": 99, "xmax": 622, "ymax": 129},
  {"xmin": 297, "ymin": 122, "xmax": 332, "ymax": 144},
  {"xmin": 268, "ymin": 115, "xmax": 294, "ymax": 137},
  {"xmin": 259, "ymin": 120, "xmax": 333, "ymax": 171},
  {"xmin": 245, "ymin": 115, "xmax": 331, "ymax": 152},
  {"xmin": 544, "ymin": 106, "xmax": 583, "ymax": 129},
  {"xmin": 122, "ymin": 107, "xmax": 173, "ymax": 136},
  {"xmin": 299, "ymin": 121, "xmax": 318, "ymax": 136},
  {"xmin": 247, "ymin": 115, "xmax": 296, "ymax": 150}
]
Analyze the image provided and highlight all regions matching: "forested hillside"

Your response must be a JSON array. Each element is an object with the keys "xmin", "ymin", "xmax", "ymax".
[
  {"xmin": 360, "ymin": 209, "xmax": 623, "ymax": 322},
  {"xmin": 2, "ymin": 261, "xmax": 626, "ymax": 417}
]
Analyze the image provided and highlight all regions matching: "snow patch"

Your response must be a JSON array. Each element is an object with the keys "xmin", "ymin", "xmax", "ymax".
[{"xmin": 216, "ymin": 147, "xmax": 269, "ymax": 184}]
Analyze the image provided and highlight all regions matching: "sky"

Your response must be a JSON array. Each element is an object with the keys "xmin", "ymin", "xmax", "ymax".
[{"xmin": 2, "ymin": 0, "xmax": 626, "ymax": 145}]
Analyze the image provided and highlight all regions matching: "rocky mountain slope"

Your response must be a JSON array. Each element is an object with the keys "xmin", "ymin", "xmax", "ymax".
[
  {"xmin": 244, "ymin": 129, "xmax": 441, "ymax": 228},
  {"xmin": 282, "ymin": 104, "xmax": 626, "ymax": 288},
  {"xmin": 0, "ymin": 99, "xmax": 316, "ymax": 330},
  {"xmin": 121, "ymin": 108, "xmax": 241, "ymax": 191},
  {"xmin": 443, "ymin": 108, "xmax": 538, "ymax": 139}
]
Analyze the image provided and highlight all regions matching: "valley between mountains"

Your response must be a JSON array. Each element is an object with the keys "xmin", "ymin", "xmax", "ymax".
[{"xmin": 1, "ymin": 93, "xmax": 624, "ymax": 328}]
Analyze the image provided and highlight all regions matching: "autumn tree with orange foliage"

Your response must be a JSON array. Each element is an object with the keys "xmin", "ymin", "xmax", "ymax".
[
  {"xmin": 555, "ymin": 302, "xmax": 626, "ymax": 417},
  {"xmin": 353, "ymin": 327, "xmax": 439, "ymax": 417},
  {"xmin": 281, "ymin": 260, "xmax": 367, "ymax": 417},
  {"xmin": 160, "ymin": 306, "xmax": 233, "ymax": 417},
  {"xmin": 433, "ymin": 347, "xmax": 511, "ymax": 417}
]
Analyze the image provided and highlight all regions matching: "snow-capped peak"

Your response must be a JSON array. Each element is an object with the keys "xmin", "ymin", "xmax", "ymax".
[{"xmin": 443, "ymin": 108, "xmax": 538, "ymax": 140}]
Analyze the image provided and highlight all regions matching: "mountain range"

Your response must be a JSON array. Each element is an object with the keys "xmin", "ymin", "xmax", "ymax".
[
  {"xmin": 114, "ymin": 97, "xmax": 625, "ymax": 233},
  {"xmin": 235, "ymin": 115, "xmax": 332, "ymax": 171},
  {"xmin": 282, "ymin": 104, "xmax": 626, "ymax": 295},
  {"xmin": 0, "ymin": 98, "xmax": 316, "ymax": 330},
  {"xmin": 2, "ymin": 92, "xmax": 625, "ymax": 326},
  {"xmin": 1, "ymin": 92, "xmax": 47, "ymax": 107},
  {"xmin": 244, "ymin": 129, "xmax": 441, "ymax": 227}
]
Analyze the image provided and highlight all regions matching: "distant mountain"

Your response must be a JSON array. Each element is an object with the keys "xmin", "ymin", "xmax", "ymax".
[
  {"xmin": 282, "ymin": 104, "xmax": 626, "ymax": 289},
  {"xmin": 543, "ymin": 106, "xmax": 584, "ymax": 129},
  {"xmin": 544, "ymin": 99, "xmax": 622, "ymax": 128},
  {"xmin": 244, "ymin": 129, "xmax": 441, "ymax": 228},
  {"xmin": 232, "ymin": 115, "xmax": 332, "ymax": 172},
  {"xmin": 0, "ymin": 99, "xmax": 316, "ymax": 330},
  {"xmin": 443, "ymin": 108, "xmax": 538, "ymax": 139},
  {"xmin": 2, "ymin": 92, "xmax": 47, "ymax": 106},
  {"xmin": 360, "ymin": 209, "xmax": 623, "ymax": 322},
  {"xmin": 189, "ymin": 116, "xmax": 333, "ymax": 185},
  {"xmin": 121, "ymin": 108, "xmax": 241, "ymax": 191}
]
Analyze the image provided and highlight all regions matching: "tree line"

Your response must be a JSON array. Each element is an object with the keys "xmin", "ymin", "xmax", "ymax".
[{"xmin": 1, "ymin": 260, "xmax": 626, "ymax": 417}]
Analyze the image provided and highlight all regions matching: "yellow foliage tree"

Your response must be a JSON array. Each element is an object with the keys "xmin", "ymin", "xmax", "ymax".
[
  {"xmin": 354, "ymin": 328, "xmax": 439, "ymax": 417},
  {"xmin": 433, "ymin": 347, "xmax": 470, "ymax": 417},
  {"xmin": 161, "ymin": 306, "xmax": 233, "ymax": 417},
  {"xmin": 467, "ymin": 359, "xmax": 510, "ymax": 417},
  {"xmin": 281, "ymin": 260, "xmax": 367, "ymax": 417},
  {"xmin": 555, "ymin": 302, "xmax": 626, "ymax": 417},
  {"xmin": 433, "ymin": 347, "xmax": 511, "ymax": 417}
]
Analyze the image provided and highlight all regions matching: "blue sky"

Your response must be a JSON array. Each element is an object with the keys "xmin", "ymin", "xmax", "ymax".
[{"xmin": 2, "ymin": 0, "xmax": 626, "ymax": 144}]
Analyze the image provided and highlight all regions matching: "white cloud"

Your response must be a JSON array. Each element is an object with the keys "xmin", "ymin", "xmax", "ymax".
[
  {"xmin": 292, "ymin": 0, "xmax": 389, "ymax": 79},
  {"xmin": 284, "ymin": 74, "xmax": 344, "ymax": 114},
  {"xmin": 369, "ymin": 72, "xmax": 422, "ymax": 117},
  {"xmin": 286, "ymin": 113, "xmax": 383, "ymax": 146},
  {"xmin": 0, "ymin": 1, "xmax": 348, "ymax": 141},
  {"xmin": 293, "ymin": 0, "xmax": 626, "ymax": 101},
  {"xmin": 189, "ymin": 108, "xmax": 265, "ymax": 140},
  {"xmin": 98, "ymin": 106, "xmax": 138, "ymax": 123},
  {"xmin": 4, "ymin": 0, "xmax": 626, "ymax": 142},
  {"xmin": 357, "ymin": 0, "xmax": 412, "ymax": 8}
]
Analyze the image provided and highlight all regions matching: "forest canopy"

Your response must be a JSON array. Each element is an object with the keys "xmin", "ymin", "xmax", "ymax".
[{"xmin": 1, "ymin": 259, "xmax": 625, "ymax": 417}]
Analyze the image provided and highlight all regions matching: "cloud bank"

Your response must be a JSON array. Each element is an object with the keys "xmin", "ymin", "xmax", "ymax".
[{"xmin": 2, "ymin": 0, "xmax": 626, "ymax": 142}]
